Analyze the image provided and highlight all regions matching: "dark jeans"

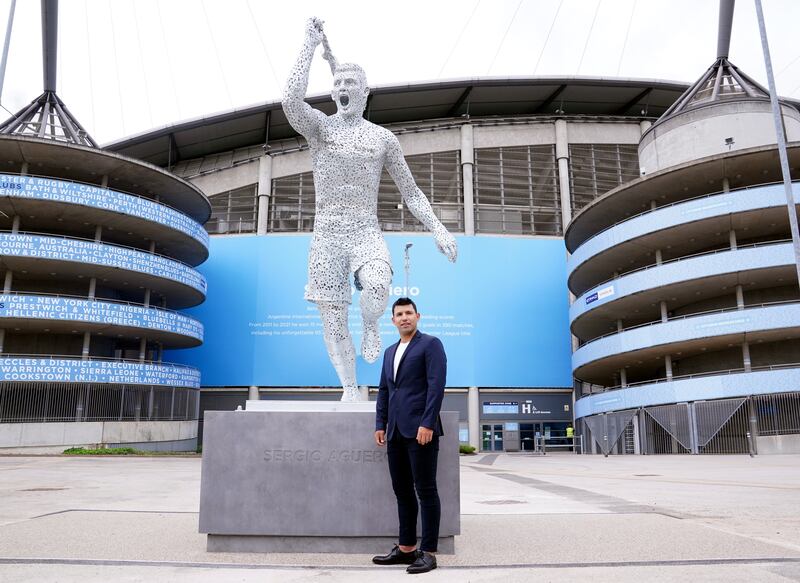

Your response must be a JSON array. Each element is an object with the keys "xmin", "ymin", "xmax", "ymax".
[{"xmin": 387, "ymin": 432, "xmax": 441, "ymax": 552}]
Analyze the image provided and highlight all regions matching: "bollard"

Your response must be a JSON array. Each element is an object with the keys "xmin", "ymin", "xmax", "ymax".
[{"xmin": 746, "ymin": 431, "xmax": 755, "ymax": 457}]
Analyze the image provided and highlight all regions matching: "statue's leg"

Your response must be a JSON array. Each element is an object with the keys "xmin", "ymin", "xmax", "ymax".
[
  {"xmin": 356, "ymin": 260, "xmax": 392, "ymax": 364},
  {"xmin": 317, "ymin": 302, "xmax": 360, "ymax": 402}
]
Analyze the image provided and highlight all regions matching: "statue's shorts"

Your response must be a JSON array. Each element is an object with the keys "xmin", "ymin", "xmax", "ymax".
[{"xmin": 305, "ymin": 228, "xmax": 392, "ymax": 304}]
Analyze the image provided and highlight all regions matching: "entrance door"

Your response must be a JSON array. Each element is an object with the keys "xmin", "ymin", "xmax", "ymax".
[{"xmin": 481, "ymin": 424, "xmax": 504, "ymax": 451}]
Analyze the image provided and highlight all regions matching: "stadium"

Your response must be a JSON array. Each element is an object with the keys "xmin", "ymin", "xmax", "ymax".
[{"xmin": 3, "ymin": 2, "xmax": 800, "ymax": 455}]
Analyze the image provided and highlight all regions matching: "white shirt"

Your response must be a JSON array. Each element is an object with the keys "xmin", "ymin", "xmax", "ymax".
[{"xmin": 393, "ymin": 340, "xmax": 410, "ymax": 381}]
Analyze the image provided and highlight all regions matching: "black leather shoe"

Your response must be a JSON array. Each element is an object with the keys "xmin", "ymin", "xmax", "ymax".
[
  {"xmin": 372, "ymin": 544, "xmax": 418, "ymax": 565},
  {"xmin": 406, "ymin": 550, "xmax": 437, "ymax": 574}
]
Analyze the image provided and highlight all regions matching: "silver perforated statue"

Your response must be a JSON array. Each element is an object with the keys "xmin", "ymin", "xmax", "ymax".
[{"xmin": 282, "ymin": 17, "xmax": 458, "ymax": 402}]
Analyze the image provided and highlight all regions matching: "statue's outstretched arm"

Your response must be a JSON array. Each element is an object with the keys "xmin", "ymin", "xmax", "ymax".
[
  {"xmin": 385, "ymin": 135, "xmax": 458, "ymax": 263},
  {"xmin": 282, "ymin": 17, "xmax": 326, "ymax": 140}
]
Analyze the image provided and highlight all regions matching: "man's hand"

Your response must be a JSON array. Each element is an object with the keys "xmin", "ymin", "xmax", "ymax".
[
  {"xmin": 375, "ymin": 430, "xmax": 386, "ymax": 446},
  {"xmin": 417, "ymin": 426, "xmax": 434, "ymax": 445},
  {"xmin": 305, "ymin": 17, "xmax": 325, "ymax": 47},
  {"xmin": 434, "ymin": 229, "xmax": 457, "ymax": 263}
]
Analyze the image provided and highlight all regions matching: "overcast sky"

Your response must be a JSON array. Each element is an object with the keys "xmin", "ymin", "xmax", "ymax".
[{"xmin": 1, "ymin": 0, "xmax": 800, "ymax": 145}]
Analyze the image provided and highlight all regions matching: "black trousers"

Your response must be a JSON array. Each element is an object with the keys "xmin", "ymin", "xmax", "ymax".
[{"xmin": 386, "ymin": 432, "xmax": 441, "ymax": 552}]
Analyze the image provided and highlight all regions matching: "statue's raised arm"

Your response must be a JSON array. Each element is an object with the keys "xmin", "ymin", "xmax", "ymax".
[
  {"xmin": 384, "ymin": 135, "xmax": 458, "ymax": 263},
  {"xmin": 282, "ymin": 17, "xmax": 326, "ymax": 140}
]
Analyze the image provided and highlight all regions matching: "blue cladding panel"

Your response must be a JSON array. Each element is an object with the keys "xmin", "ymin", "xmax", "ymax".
[
  {"xmin": 0, "ymin": 294, "xmax": 203, "ymax": 340},
  {"xmin": 0, "ymin": 234, "xmax": 206, "ymax": 294},
  {"xmin": 165, "ymin": 235, "xmax": 573, "ymax": 388},
  {"xmin": 0, "ymin": 174, "xmax": 208, "ymax": 246},
  {"xmin": 0, "ymin": 357, "xmax": 200, "ymax": 387}
]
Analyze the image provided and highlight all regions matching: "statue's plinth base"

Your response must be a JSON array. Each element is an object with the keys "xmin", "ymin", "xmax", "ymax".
[{"xmin": 198, "ymin": 401, "xmax": 460, "ymax": 554}]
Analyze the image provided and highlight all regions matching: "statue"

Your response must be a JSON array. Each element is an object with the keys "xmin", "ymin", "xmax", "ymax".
[{"xmin": 282, "ymin": 17, "xmax": 458, "ymax": 402}]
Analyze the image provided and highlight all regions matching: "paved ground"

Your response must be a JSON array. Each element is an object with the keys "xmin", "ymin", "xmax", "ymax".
[{"xmin": 1, "ymin": 452, "xmax": 800, "ymax": 582}]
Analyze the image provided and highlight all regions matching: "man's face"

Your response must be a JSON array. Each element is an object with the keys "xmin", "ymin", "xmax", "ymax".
[
  {"xmin": 332, "ymin": 69, "xmax": 369, "ymax": 117},
  {"xmin": 392, "ymin": 304, "xmax": 420, "ymax": 336}
]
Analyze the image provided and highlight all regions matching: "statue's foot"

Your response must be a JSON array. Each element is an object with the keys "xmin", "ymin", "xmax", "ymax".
[
  {"xmin": 361, "ymin": 321, "xmax": 381, "ymax": 363},
  {"xmin": 341, "ymin": 386, "xmax": 362, "ymax": 402}
]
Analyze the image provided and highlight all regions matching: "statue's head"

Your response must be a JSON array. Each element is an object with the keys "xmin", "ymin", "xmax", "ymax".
[{"xmin": 332, "ymin": 63, "xmax": 369, "ymax": 118}]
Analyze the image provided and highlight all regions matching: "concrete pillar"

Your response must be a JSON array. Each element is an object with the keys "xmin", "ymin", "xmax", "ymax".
[
  {"xmin": 660, "ymin": 301, "xmax": 668, "ymax": 323},
  {"xmin": 0, "ymin": 329, "xmax": 5, "ymax": 353},
  {"xmin": 139, "ymin": 337, "xmax": 147, "ymax": 362},
  {"xmin": 149, "ymin": 240, "xmax": 155, "ymax": 253},
  {"xmin": 143, "ymin": 288, "xmax": 151, "ymax": 308},
  {"xmin": 742, "ymin": 341, "xmax": 752, "ymax": 372},
  {"xmin": 650, "ymin": 199, "xmax": 657, "ymax": 211},
  {"xmin": 729, "ymin": 229, "xmax": 737, "ymax": 250},
  {"xmin": 256, "ymin": 154, "xmax": 273, "ymax": 235},
  {"xmin": 100, "ymin": 175, "xmax": 109, "ymax": 188},
  {"xmin": 722, "ymin": 176, "xmax": 730, "ymax": 193},
  {"xmin": 11, "ymin": 215, "xmax": 19, "ymax": 234},
  {"xmin": 3, "ymin": 270, "xmax": 12, "ymax": 293},
  {"xmin": 468, "ymin": 386, "xmax": 480, "ymax": 450},
  {"xmin": 555, "ymin": 120, "xmax": 572, "ymax": 232},
  {"xmin": 81, "ymin": 332, "xmax": 91, "ymax": 360},
  {"xmin": 20, "ymin": 162, "xmax": 28, "ymax": 175},
  {"xmin": 460, "ymin": 125, "xmax": 475, "ymax": 235},
  {"xmin": 655, "ymin": 249, "xmax": 663, "ymax": 265},
  {"xmin": 94, "ymin": 225, "xmax": 102, "ymax": 242},
  {"xmin": 359, "ymin": 386, "xmax": 369, "ymax": 401},
  {"xmin": 640, "ymin": 120, "xmax": 652, "ymax": 135},
  {"xmin": 736, "ymin": 284, "xmax": 744, "ymax": 309},
  {"xmin": 620, "ymin": 368, "xmax": 627, "ymax": 388},
  {"xmin": 665, "ymin": 354, "xmax": 673, "ymax": 380},
  {"xmin": 616, "ymin": 319, "xmax": 623, "ymax": 333},
  {"xmin": 87, "ymin": 278, "xmax": 96, "ymax": 300},
  {"xmin": 248, "ymin": 385, "xmax": 260, "ymax": 401}
]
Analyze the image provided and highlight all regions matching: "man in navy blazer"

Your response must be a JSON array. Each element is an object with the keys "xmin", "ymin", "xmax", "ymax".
[{"xmin": 373, "ymin": 297, "xmax": 446, "ymax": 574}]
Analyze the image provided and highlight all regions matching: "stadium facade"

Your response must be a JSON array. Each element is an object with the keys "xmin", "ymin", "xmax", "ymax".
[
  {"xmin": 108, "ymin": 77, "xmax": 701, "ymax": 454},
  {"xmin": 0, "ymin": 2, "xmax": 209, "ymax": 452}
]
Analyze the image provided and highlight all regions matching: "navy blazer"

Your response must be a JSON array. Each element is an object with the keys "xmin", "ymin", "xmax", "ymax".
[{"xmin": 375, "ymin": 331, "xmax": 447, "ymax": 440}]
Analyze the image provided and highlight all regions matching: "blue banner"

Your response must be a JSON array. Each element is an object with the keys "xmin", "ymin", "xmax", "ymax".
[
  {"xmin": 0, "ymin": 174, "xmax": 208, "ymax": 247},
  {"xmin": 0, "ymin": 357, "xmax": 200, "ymax": 387},
  {"xmin": 0, "ymin": 234, "xmax": 206, "ymax": 295},
  {"xmin": 0, "ymin": 294, "xmax": 203, "ymax": 341},
  {"xmin": 166, "ymin": 235, "xmax": 572, "ymax": 388}
]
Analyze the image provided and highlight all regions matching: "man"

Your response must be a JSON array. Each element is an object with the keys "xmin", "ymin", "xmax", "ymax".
[
  {"xmin": 282, "ymin": 18, "xmax": 457, "ymax": 402},
  {"xmin": 373, "ymin": 297, "xmax": 446, "ymax": 574}
]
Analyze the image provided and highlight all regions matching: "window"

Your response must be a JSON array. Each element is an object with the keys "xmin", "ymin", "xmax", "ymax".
[
  {"xmin": 268, "ymin": 151, "xmax": 463, "ymax": 233},
  {"xmin": 473, "ymin": 145, "xmax": 560, "ymax": 235},
  {"xmin": 269, "ymin": 172, "xmax": 315, "ymax": 232},
  {"xmin": 378, "ymin": 151, "xmax": 463, "ymax": 232},
  {"xmin": 205, "ymin": 185, "xmax": 257, "ymax": 235},
  {"xmin": 568, "ymin": 144, "xmax": 639, "ymax": 214}
]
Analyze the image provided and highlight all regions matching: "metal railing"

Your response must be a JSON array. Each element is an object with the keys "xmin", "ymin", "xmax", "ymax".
[
  {"xmin": 578, "ymin": 361, "xmax": 800, "ymax": 398},
  {"xmin": 0, "ymin": 290, "xmax": 195, "ymax": 318},
  {"xmin": 575, "ymin": 238, "xmax": 792, "ymax": 300},
  {"xmin": 0, "ymin": 382, "xmax": 199, "ymax": 423},
  {"xmin": 577, "ymin": 298, "xmax": 800, "ymax": 348},
  {"xmin": 571, "ymin": 178, "xmax": 797, "ymax": 250},
  {"xmin": 2, "ymin": 171, "xmax": 204, "ymax": 224},
  {"xmin": 0, "ymin": 229, "xmax": 198, "ymax": 270}
]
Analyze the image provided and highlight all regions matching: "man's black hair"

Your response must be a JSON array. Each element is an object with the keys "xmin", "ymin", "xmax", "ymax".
[{"xmin": 392, "ymin": 297, "xmax": 417, "ymax": 315}]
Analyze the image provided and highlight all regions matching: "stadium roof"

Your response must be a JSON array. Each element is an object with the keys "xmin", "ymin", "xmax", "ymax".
[{"xmin": 105, "ymin": 76, "xmax": 693, "ymax": 166}]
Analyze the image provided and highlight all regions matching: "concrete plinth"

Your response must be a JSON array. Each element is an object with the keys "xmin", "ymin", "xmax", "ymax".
[{"xmin": 198, "ymin": 402, "xmax": 460, "ymax": 553}]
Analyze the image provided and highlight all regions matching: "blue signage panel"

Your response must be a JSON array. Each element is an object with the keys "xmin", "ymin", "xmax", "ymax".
[
  {"xmin": 0, "ymin": 357, "xmax": 200, "ymax": 387},
  {"xmin": 0, "ymin": 234, "xmax": 206, "ymax": 294},
  {"xmin": 0, "ymin": 294, "xmax": 203, "ymax": 341},
  {"xmin": 166, "ymin": 234, "xmax": 572, "ymax": 388},
  {"xmin": 0, "ymin": 174, "xmax": 208, "ymax": 247}
]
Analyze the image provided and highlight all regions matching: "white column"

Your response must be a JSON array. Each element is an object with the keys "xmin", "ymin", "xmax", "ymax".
[
  {"xmin": 665, "ymin": 355, "xmax": 673, "ymax": 380},
  {"xmin": 555, "ymin": 119, "xmax": 571, "ymax": 231},
  {"xmin": 460, "ymin": 124, "xmax": 475, "ymax": 235},
  {"xmin": 742, "ymin": 342, "xmax": 752, "ymax": 372},
  {"xmin": 640, "ymin": 120, "xmax": 652, "ymax": 135},
  {"xmin": 256, "ymin": 154, "xmax": 273, "ymax": 235},
  {"xmin": 468, "ymin": 386, "xmax": 480, "ymax": 450},
  {"xmin": 248, "ymin": 385, "xmax": 260, "ymax": 401}
]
